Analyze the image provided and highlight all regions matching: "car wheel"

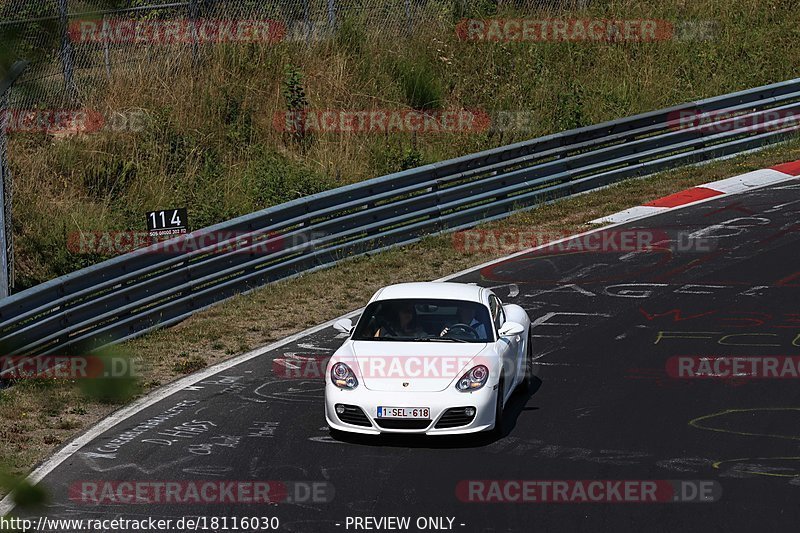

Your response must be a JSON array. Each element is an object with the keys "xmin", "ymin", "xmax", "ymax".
[{"xmin": 491, "ymin": 377, "xmax": 504, "ymax": 437}]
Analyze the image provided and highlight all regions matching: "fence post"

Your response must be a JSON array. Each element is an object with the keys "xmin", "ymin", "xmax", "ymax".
[
  {"xmin": 0, "ymin": 61, "xmax": 29, "ymax": 299},
  {"xmin": 327, "ymin": 0, "xmax": 336, "ymax": 30},
  {"xmin": 303, "ymin": 0, "xmax": 311, "ymax": 44},
  {"xmin": 188, "ymin": 0, "xmax": 200, "ymax": 63},
  {"xmin": 405, "ymin": 0, "xmax": 413, "ymax": 35},
  {"xmin": 58, "ymin": 0, "xmax": 78, "ymax": 104},
  {"xmin": 102, "ymin": 14, "xmax": 112, "ymax": 80}
]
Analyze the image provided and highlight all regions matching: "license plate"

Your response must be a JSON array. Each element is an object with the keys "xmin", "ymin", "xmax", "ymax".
[{"xmin": 377, "ymin": 406, "xmax": 430, "ymax": 419}]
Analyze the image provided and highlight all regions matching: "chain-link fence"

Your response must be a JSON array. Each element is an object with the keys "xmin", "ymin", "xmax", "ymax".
[{"xmin": 1, "ymin": 0, "xmax": 589, "ymax": 109}]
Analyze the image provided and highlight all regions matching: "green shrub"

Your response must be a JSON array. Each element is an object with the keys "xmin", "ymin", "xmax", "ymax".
[
  {"xmin": 393, "ymin": 57, "xmax": 444, "ymax": 110},
  {"xmin": 245, "ymin": 150, "xmax": 335, "ymax": 207}
]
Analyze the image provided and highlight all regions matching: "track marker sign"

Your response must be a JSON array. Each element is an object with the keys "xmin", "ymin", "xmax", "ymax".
[{"xmin": 147, "ymin": 208, "xmax": 188, "ymax": 238}]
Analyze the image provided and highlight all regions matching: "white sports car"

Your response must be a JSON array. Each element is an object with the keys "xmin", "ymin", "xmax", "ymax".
[{"xmin": 324, "ymin": 282, "xmax": 533, "ymax": 436}]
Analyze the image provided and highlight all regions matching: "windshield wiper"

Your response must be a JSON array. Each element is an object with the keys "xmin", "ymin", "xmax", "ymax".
[
  {"xmin": 356, "ymin": 336, "xmax": 471, "ymax": 343},
  {"xmin": 414, "ymin": 337, "xmax": 469, "ymax": 343}
]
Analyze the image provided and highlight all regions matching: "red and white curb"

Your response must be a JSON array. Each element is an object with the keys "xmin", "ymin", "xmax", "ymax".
[{"xmin": 591, "ymin": 159, "xmax": 800, "ymax": 224}]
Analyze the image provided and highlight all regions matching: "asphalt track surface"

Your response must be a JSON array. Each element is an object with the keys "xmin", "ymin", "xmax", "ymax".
[{"xmin": 12, "ymin": 177, "xmax": 800, "ymax": 532}]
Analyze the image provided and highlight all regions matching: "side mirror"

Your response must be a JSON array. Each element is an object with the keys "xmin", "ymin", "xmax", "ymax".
[
  {"xmin": 498, "ymin": 321, "xmax": 524, "ymax": 337},
  {"xmin": 333, "ymin": 318, "xmax": 353, "ymax": 334}
]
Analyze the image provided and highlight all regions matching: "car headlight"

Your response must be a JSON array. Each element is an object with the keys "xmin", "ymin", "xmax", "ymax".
[
  {"xmin": 455, "ymin": 365, "xmax": 489, "ymax": 392},
  {"xmin": 331, "ymin": 362, "xmax": 358, "ymax": 390}
]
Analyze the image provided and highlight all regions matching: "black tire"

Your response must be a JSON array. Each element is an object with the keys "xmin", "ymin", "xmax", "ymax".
[{"xmin": 491, "ymin": 377, "xmax": 505, "ymax": 437}]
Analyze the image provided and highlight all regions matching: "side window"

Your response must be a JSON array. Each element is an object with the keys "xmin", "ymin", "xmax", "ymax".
[
  {"xmin": 489, "ymin": 295, "xmax": 505, "ymax": 332},
  {"xmin": 495, "ymin": 297, "xmax": 506, "ymax": 331}
]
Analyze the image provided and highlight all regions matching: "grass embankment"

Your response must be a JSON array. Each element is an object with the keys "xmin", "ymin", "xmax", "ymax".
[
  {"xmin": 7, "ymin": 0, "xmax": 800, "ymax": 288},
  {"xmin": 2, "ymin": 139, "xmax": 800, "ymax": 494}
]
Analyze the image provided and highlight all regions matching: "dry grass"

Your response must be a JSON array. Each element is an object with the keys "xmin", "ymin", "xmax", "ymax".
[
  {"xmin": 7, "ymin": 0, "xmax": 800, "ymax": 288},
  {"xmin": 2, "ymin": 139, "xmax": 799, "ymax": 494}
]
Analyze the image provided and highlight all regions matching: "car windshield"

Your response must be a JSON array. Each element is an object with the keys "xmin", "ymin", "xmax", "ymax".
[{"xmin": 351, "ymin": 298, "xmax": 493, "ymax": 343}]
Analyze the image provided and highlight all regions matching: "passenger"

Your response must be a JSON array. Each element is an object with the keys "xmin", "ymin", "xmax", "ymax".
[{"xmin": 374, "ymin": 303, "xmax": 424, "ymax": 338}]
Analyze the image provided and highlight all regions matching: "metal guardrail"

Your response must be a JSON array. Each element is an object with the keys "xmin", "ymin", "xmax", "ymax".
[{"xmin": 0, "ymin": 77, "xmax": 799, "ymax": 364}]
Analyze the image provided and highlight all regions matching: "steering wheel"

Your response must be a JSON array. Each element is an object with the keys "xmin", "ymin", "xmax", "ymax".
[{"xmin": 440, "ymin": 323, "xmax": 479, "ymax": 340}]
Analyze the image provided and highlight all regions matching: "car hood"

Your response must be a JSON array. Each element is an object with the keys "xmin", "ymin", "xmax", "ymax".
[{"xmin": 346, "ymin": 341, "xmax": 492, "ymax": 392}]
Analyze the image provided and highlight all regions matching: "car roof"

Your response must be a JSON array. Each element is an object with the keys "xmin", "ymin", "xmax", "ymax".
[{"xmin": 370, "ymin": 282, "xmax": 486, "ymax": 304}]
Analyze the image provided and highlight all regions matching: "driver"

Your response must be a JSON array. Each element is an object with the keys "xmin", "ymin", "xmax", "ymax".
[
  {"xmin": 440, "ymin": 305, "xmax": 488, "ymax": 339},
  {"xmin": 457, "ymin": 306, "xmax": 488, "ymax": 338}
]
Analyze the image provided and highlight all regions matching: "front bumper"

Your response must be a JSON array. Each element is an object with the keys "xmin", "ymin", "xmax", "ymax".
[{"xmin": 324, "ymin": 382, "xmax": 497, "ymax": 435}]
